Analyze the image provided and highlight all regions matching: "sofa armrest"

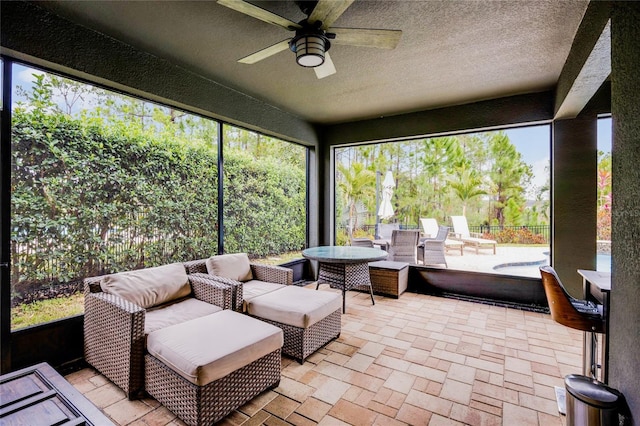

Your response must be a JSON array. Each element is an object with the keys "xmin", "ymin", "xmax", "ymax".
[
  {"xmin": 84, "ymin": 292, "xmax": 145, "ymax": 399},
  {"xmin": 250, "ymin": 263, "xmax": 293, "ymax": 285},
  {"xmin": 83, "ymin": 275, "xmax": 104, "ymax": 294},
  {"xmin": 183, "ymin": 258, "xmax": 208, "ymax": 274},
  {"xmin": 188, "ymin": 273, "xmax": 233, "ymax": 310},
  {"xmin": 189, "ymin": 273, "xmax": 242, "ymax": 311}
]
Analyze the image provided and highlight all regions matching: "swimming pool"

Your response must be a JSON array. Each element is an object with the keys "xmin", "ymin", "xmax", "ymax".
[{"xmin": 493, "ymin": 253, "xmax": 611, "ymax": 277}]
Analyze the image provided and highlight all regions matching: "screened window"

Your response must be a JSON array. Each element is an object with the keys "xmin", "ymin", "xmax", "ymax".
[
  {"xmin": 222, "ymin": 124, "xmax": 307, "ymax": 263},
  {"xmin": 6, "ymin": 61, "xmax": 308, "ymax": 330},
  {"xmin": 335, "ymin": 125, "xmax": 550, "ymax": 278},
  {"xmin": 597, "ymin": 117, "xmax": 612, "ymax": 272}
]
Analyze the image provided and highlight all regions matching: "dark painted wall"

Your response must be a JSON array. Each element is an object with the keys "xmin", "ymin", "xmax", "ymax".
[
  {"xmin": 610, "ymin": 1, "xmax": 640, "ymax": 420},
  {"xmin": 10, "ymin": 316, "xmax": 84, "ymax": 371}
]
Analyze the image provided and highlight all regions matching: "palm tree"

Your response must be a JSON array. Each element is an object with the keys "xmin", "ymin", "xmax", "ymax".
[
  {"xmin": 449, "ymin": 165, "xmax": 486, "ymax": 217},
  {"xmin": 337, "ymin": 163, "xmax": 374, "ymax": 240}
]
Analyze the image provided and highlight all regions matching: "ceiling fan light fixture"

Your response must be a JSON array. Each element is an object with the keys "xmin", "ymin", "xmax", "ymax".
[{"xmin": 293, "ymin": 34, "xmax": 325, "ymax": 67}]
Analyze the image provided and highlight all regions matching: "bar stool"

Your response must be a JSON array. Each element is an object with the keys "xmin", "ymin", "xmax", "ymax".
[{"xmin": 540, "ymin": 266, "xmax": 605, "ymax": 379}]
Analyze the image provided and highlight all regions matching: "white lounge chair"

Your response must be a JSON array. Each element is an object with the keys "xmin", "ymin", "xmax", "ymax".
[
  {"xmin": 419, "ymin": 218, "xmax": 464, "ymax": 256},
  {"xmin": 450, "ymin": 215, "xmax": 497, "ymax": 254}
]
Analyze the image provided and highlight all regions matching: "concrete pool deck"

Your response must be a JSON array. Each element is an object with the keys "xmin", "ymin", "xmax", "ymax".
[{"xmin": 443, "ymin": 245, "xmax": 549, "ymax": 278}]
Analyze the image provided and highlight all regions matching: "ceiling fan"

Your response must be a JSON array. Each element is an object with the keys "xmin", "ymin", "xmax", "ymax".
[{"xmin": 217, "ymin": 0, "xmax": 402, "ymax": 79}]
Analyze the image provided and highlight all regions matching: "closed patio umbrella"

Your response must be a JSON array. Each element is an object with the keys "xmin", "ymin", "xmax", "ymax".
[{"xmin": 377, "ymin": 171, "xmax": 395, "ymax": 219}]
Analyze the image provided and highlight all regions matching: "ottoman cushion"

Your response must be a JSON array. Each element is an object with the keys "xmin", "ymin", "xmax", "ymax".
[
  {"xmin": 147, "ymin": 310, "xmax": 283, "ymax": 386},
  {"xmin": 242, "ymin": 281, "xmax": 287, "ymax": 311},
  {"xmin": 247, "ymin": 286, "xmax": 342, "ymax": 329},
  {"xmin": 243, "ymin": 281, "xmax": 286, "ymax": 301}
]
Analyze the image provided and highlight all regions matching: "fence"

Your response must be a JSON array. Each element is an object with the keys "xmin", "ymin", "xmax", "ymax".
[
  {"xmin": 343, "ymin": 224, "xmax": 550, "ymax": 244},
  {"xmin": 11, "ymin": 214, "xmax": 219, "ymax": 296}
]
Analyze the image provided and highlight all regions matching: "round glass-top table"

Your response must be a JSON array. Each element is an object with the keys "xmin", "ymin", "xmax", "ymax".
[{"xmin": 302, "ymin": 246, "xmax": 388, "ymax": 313}]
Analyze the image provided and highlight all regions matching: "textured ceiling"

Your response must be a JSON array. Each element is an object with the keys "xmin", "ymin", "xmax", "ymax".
[{"xmin": 38, "ymin": 0, "xmax": 589, "ymax": 125}]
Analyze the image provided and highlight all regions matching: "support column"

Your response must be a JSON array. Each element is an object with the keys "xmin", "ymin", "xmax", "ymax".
[
  {"xmin": 609, "ymin": 1, "xmax": 640, "ymax": 417},
  {"xmin": 551, "ymin": 116, "xmax": 597, "ymax": 296}
]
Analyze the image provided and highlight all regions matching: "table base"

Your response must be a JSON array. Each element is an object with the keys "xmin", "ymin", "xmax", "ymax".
[{"xmin": 316, "ymin": 262, "xmax": 375, "ymax": 313}]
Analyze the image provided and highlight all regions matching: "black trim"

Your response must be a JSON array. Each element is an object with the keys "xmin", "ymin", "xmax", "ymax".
[
  {"xmin": 10, "ymin": 315, "xmax": 84, "ymax": 372},
  {"xmin": 305, "ymin": 148, "xmax": 310, "ymax": 249},
  {"xmin": 1, "ymin": 57, "xmax": 13, "ymax": 374},
  {"xmin": 217, "ymin": 121, "xmax": 224, "ymax": 255},
  {"xmin": 410, "ymin": 266, "xmax": 548, "ymax": 307}
]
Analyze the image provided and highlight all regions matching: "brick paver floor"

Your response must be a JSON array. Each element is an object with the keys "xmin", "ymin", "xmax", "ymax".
[{"xmin": 66, "ymin": 287, "xmax": 579, "ymax": 425}]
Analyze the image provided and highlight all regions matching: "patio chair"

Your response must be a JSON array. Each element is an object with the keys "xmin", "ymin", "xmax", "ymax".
[
  {"xmin": 351, "ymin": 237, "xmax": 374, "ymax": 247},
  {"xmin": 419, "ymin": 218, "xmax": 464, "ymax": 255},
  {"xmin": 184, "ymin": 254, "xmax": 341, "ymax": 363},
  {"xmin": 83, "ymin": 263, "xmax": 232, "ymax": 399},
  {"xmin": 450, "ymin": 215, "xmax": 497, "ymax": 254},
  {"xmin": 184, "ymin": 254, "xmax": 293, "ymax": 312},
  {"xmin": 377, "ymin": 223, "xmax": 399, "ymax": 240},
  {"xmin": 387, "ymin": 229, "xmax": 420, "ymax": 263},
  {"xmin": 417, "ymin": 225, "xmax": 448, "ymax": 267},
  {"xmin": 373, "ymin": 223, "xmax": 399, "ymax": 250}
]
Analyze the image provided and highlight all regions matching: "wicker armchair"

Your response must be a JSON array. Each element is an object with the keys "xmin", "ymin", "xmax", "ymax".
[
  {"xmin": 83, "ymin": 264, "xmax": 232, "ymax": 399},
  {"xmin": 387, "ymin": 230, "xmax": 420, "ymax": 263},
  {"xmin": 184, "ymin": 254, "xmax": 342, "ymax": 364},
  {"xmin": 418, "ymin": 225, "xmax": 449, "ymax": 267},
  {"xmin": 184, "ymin": 255, "xmax": 293, "ymax": 311}
]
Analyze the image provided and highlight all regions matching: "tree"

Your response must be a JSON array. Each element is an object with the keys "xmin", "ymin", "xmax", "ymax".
[
  {"xmin": 337, "ymin": 163, "xmax": 374, "ymax": 240},
  {"xmin": 597, "ymin": 151, "xmax": 612, "ymax": 240},
  {"xmin": 420, "ymin": 137, "xmax": 463, "ymax": 214},
  {"xmin": 449, "ymin": 165, "xmax": 486, "ymax": 217},
  {"xmin": 487, "ymin": 132, "xmax": 532, "ymax": 226},
  {"xmin": 11, "ymin": 65, "xmax": 308, "ymax": 298}
]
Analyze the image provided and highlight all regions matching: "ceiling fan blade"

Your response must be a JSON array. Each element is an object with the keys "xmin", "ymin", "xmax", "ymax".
[
  {"xmin": 308, "ymin": 0, "xmax": 354, "ymax": 29},
  {"xmin": 238, "ymin": 39, "xmax": 291, "ymax": 64},
  {"xmin": 314, "ymin": 52, "xmax": 337, "ymax": 79},
  {"xmin": 330, "ymin": 27, "xmax": 402, "ymax": 49},
  {"xmin": 218, "ymin": 0, "xmax": 301, "ymax": 30}
]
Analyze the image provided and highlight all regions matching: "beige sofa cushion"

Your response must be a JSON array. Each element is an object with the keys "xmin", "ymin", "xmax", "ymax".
[
  {"xmin": 145, "ymin": 298, "xmax": 222, "ymax": 335},
  {"xmin": 100, "ymin": 263, "xmax": 191, "ymax": 309},
  {"xmin": 206, "ymin": 253, "xmax": 253, "ymax": 282},
  {"xmin": 147, "ymin": 310, "xmax": 283, "ymax": 386},
  {"xmin": 247, "ymin": 286, "xmax": 342, "ymax": 329}
]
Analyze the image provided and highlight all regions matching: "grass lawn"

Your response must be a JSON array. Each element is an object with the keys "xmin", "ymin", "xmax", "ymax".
[
  {"xmin": 11, "ymin": 292, "xmax": 84, "ymax": 331},
  {"xmin": 10, "ymin": 252, "xmax": 304, "ymax": 330}
]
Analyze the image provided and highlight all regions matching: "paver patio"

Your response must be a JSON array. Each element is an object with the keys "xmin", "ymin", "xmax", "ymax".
[{"xmin": 65, "ymin": 285, "xmax": 578, "ymax": 425}]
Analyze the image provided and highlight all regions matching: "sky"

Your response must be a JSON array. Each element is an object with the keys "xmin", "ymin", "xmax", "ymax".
[{"xmin": 504, "ymin": 125, "xmax": 551, "ymax": 198}]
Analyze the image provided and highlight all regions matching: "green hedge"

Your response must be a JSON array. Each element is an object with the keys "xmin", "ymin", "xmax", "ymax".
[{"xmin": 11, "ymin": 110, "xmax": 305, "ymax": 295}]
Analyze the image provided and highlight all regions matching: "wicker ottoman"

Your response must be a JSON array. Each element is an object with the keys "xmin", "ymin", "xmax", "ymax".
[
  {"xmin": 369, "ymin": 261, "xmax": 409, "ymax": 298},
  {"xmin": 145, "ymin": 310, "xmax": 283, "ymax": 426},
  {"xmin": 246, "ymin": 286, "xmax": 342, "ymax": 363}
]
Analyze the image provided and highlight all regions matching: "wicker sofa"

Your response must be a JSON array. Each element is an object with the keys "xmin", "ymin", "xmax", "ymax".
[
  {"xmin": 84, "ymin": 262, "xmax": 284, "ymax": 425},
  {"xmin": 84, "ymin": 263, "xmax": 233, "ymax": 399},
  {"xmin": 184, "ymin": 253, "xmax": 342, "ymax": 363}
]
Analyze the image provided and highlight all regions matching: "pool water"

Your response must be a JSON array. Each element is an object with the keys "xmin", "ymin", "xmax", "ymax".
[{"xmin": 493, "ymin": 254, "xmax": 611, "ymax": 277}]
